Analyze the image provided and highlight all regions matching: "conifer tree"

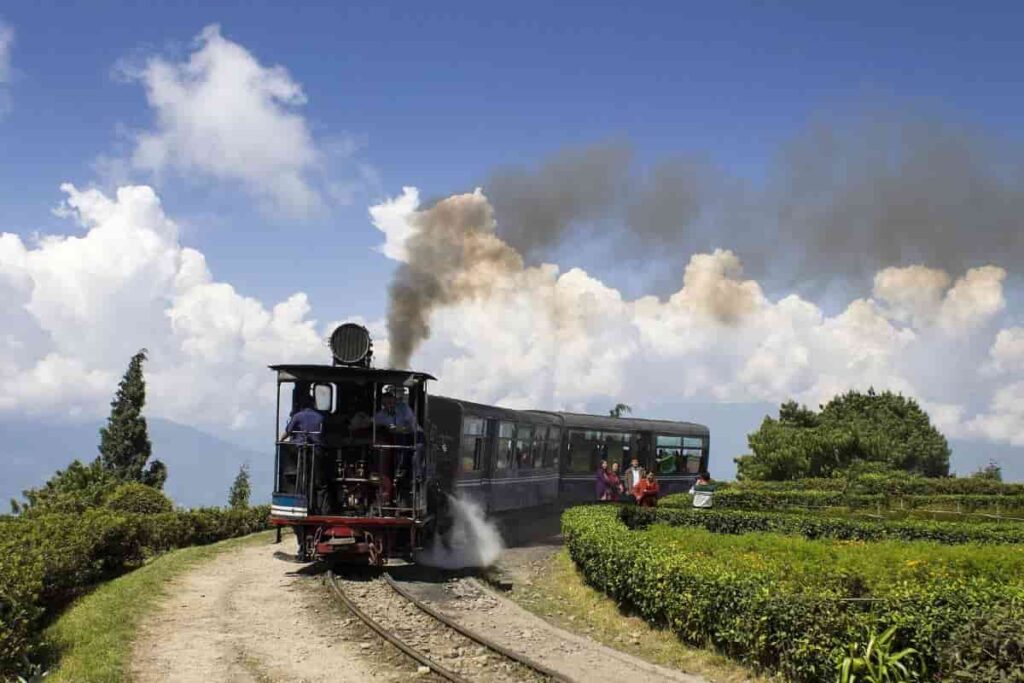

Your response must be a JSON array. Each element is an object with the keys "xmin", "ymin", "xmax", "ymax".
[
  {"xmin": 229, "ymin": 464, "xmax": 251, "ymax": 509},
  {"xmin": 98, "ymin": 349, "xmax": 166, "ymax": 488}
]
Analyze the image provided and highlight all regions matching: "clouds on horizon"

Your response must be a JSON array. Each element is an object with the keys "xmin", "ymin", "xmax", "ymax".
[
  {"xmin": 0, "ymin": 183, "xmax": 329, "ymax": 430},
  {"xmin": 371, "ymin": 186, "xmax": 1024, "ymax": 449}
]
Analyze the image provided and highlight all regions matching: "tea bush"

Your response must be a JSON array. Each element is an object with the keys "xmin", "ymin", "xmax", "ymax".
[
  {"xmin": 562, "ymin": 505, "xmax": 1024, "ymax": 682},
  {"xmin": 732, "ymin": 473, "xmax": 1024, "ymax": 496},
  {"xmin": 661, "ymin": 489, "xmax": 1024, "ymax": 516},
  {"xmin": 104, "ymin": 482, "xmax": 174, "ymax": 515},
  {"xmin": 622, "ymin": 506, "xmax": 1024, "ymax": 545},
  {"xmin": 938, "ymin": 601, "xmax": 1024, "ymax": 681},
  {"xmin": 0, "ymin": 505, "xmax": 269, "ymax": 679}
]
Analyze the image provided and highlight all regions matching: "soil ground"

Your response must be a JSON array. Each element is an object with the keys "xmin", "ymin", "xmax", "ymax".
[{"xmin": 131, "ymin": 541, "xmax": 419, "ymax": 683}]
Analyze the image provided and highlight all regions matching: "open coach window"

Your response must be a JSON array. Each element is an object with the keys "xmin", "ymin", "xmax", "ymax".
[
  {"xmin": 461, "ymin": 417, "xmax": 486, "ymax": 472},
  {"xmin": 683, "ymin": 437, "xmax": 703, "ymax": 473},
  {"xmin": 496, "ymin": 421, "xmax": 514, "ymax": 469},
  {"xmin": 655, "ymin": 435, "xmax": 682, "ymax": 474}
]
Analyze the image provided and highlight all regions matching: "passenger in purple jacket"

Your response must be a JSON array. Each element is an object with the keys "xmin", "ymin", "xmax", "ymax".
[{"xmin": 595, "ymin": 460, "xmax": 613, "ymax": 501}]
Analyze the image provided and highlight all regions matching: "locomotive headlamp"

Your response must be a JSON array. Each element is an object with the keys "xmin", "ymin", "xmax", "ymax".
[{"xmin": 329, "ymin": 323, "xmax": 373, "ymax": 366}]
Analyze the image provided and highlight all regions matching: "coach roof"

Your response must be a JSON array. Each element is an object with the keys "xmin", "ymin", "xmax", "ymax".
[{"xmin": 532, "ymin": 411, "xmax": 709, "ymax": 436}]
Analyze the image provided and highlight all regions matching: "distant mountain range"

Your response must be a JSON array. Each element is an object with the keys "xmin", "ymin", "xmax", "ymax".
[{"xmin": 1, "ymin": 417, "xmax": 271, "ymax": 509}]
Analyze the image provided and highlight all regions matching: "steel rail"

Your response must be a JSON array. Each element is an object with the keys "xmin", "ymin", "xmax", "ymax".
[
  {"xmin": 383, "ymin": 573, "xmax": 571, "ymax": 683},
  {"xmin": 327, "ymin": 571, "xmax": 470, "ymax": 683}
]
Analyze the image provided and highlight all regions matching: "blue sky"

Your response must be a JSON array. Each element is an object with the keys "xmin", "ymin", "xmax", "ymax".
[
  {"xmin": 5, "ymin": 1, "xmax": 1024, "ymax": 319},
  {"xmin": 2, "ymin": 2, "xmax": 1024, "ymax": 481}
]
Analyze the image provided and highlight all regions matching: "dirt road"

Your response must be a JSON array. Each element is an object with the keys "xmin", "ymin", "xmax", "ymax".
[
  {"xmin": 131, "ymin": 537, "xmax": 708, "ymax": 683},
  {"xmin": 131, "ymin": 540, "xmax": 409, "ymax": 683}
]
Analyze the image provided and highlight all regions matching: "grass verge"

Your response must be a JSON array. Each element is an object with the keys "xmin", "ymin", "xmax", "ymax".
[
  {"xmin": 505, "ymin": 548, "xmax": 774, "ymax": 683},
  {"xmin": 44, "ymin": 530, "xmax": 275, "ymax": 683}
]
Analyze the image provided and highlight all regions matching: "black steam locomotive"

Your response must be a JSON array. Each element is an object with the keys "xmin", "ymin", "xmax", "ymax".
[{"xmin": 269, "ymin": 324, "xmax": 709, "ymax": 563}]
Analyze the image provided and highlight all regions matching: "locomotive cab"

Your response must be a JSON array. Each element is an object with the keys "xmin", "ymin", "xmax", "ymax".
[{"xmin": 269, "ymin": 324, "xmax": 437, "ymax": 564}]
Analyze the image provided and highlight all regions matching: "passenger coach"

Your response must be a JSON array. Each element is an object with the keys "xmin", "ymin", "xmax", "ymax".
[{"xmin": 430, "ymin": 398, "xmax": 710, "ymax": 512}]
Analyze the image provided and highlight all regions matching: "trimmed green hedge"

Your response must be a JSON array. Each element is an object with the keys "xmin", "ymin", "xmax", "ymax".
[
  {"xmin": 733, "ymin": 474, "xmax": 1024, "ymax": 496},
  {"xmin": 661, "ymin": 489, "xmax": 1024, "ymax": 516},
  {"xmin": 621, "ymin": 505, "xmax": 1024, "ymax": 545},
  {"xmin": 0, "ymin": 505, "xmax": 269, "ymax": 679},
  {"xmin": 562, "ymin": 505, "xmax": 1024, "ymax": 682}
]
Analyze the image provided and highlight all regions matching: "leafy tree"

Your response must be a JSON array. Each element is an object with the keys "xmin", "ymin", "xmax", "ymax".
[
  {"xmin": 11, "ymin": 459, "xmax": 117, "ymax": 516},
  {"xmin": 971, "ymin": 460, "xmax": 1003, "ymax": 482},
  {"xmin": 736, "ymin": 389, "xmax": 950, "ymax": 481},
  {"xmin": 229, "ymin": 464, "xmax": 251, "ymax": 509},
  {"xmin": 778, "ymin": 400, "xmax": 819, "ymax": 428},
  {"xmin": 609, "ymin": 403, "xmax": 632, "ymax": 418},
  {"xmin": 98, "ymin": 349, "xmax": 166, "ymax": 488}
]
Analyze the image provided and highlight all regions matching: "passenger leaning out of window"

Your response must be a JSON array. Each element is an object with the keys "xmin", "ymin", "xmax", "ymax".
[{"xmin": 633, "ymin": 471, "xmax": 660, "ymax": 507}]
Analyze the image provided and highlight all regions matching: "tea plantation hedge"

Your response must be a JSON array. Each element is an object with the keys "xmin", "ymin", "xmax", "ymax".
[
  {"xmin": 731, "ymin": 474, "xmax": 1024, "ymax": 496},
  {"xmin": 0, "ymin": 505, "xmax": 269, "ymax": 678},
  {"xmin": 562, "ymin": 505, "xmax": 1024, "ymax": 682},
  {"xmin": 621, "ymin": 505, "xmax": 1024, "ymax": 545},
  {"xmin": 661, "ymin": 489, "xmax": 1024, "ymax": 515}
]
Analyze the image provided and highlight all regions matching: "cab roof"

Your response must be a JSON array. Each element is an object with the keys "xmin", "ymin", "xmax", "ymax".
[{"xmin": 270, "ymin": 364, "xmax": 436, "ymax": 385}]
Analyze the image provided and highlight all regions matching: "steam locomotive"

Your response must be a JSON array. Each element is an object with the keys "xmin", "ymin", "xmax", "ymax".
[{"xmin": 269, "ymin": 324, "xmax": 709, "ymax": 564}]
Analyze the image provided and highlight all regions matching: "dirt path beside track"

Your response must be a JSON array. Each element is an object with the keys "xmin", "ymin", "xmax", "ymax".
[{"xmin": 130, "ymin": 541, "xmax": 408, "ymax": 683}]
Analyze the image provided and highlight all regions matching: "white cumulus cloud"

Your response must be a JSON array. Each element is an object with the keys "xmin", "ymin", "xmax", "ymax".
[
  {"xmin": 0, "ymin": 183, "xmax": 333, "ymax": 430},
  {"xmin": 985, "ymin": 327, "xmax": 1024, "ymax": 375},
  {"xmin": 125, "ymin": 25, "xmax": 326, "ymax": 215}
]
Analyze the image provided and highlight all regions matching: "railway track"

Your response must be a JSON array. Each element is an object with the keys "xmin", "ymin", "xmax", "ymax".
[{"xmin": 327, "ymin": 570, "xmax": 571, "ymax": 683}]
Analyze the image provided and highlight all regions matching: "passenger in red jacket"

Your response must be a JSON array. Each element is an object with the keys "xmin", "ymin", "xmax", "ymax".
[{"xmin": 633, "ymin": 471, "xmax": 660, "ymax": 507}]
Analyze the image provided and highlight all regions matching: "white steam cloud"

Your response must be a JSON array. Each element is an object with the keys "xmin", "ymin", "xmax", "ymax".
[
  {"xmin": 416, "ymin": 496, "xmax": 505, "ymax": 569},
  {"xmin": 370, "ymin": 186, "xmax": 1021, "ymax": 451}
]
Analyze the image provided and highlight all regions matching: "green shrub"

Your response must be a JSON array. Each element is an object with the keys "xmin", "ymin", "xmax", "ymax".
[
  {"xmin": 622, "ymin": 506, "xmax": 1024, "ymax": 545},
  {"xmin": 725, "ymin": 474, "xmax": 1024, "ymax": 496},
  {"xmin": 938, "ymin": 601, "xmax": 1024, "ymax": 682},
  {"xmin": 562, "ymin": 505, "xmax": 1024, "ymax": 682},
  {"xmin": 661, "ymin": 489, "xmax": 1024, "ymax": 517},
  {"xmin": 0, "ymin": 505, "xmax": 269, "ymax": 679},
  {"xmin": 104, "ymin": 482, "xmax": 174, "ymax": 515}
]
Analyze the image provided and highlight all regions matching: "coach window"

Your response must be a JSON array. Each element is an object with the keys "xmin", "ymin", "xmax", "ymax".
[
  {"xmin": 496, "ymin": 421, "xmax": 515, "ymax": 470},
  {"xmin": 544, "ymin": 427, "xmax": 561, "ymax": 468},
  {"xmin": 603, "ymin": 432, "xmax": 630, "ymax": 467},
  {"xmin": 531, "ymin": 428, "xmax": 544, "ymax": 469},
  {"xmin": 683, "ymin": 437, "xmax": 703, "ymax": 474},
  {"xmin": 655, "ymin": 435, "xmax": 683, "ymax": 474},
  {"xmin": 516, "ymin": 424, "xmax": 534, "ymax": 468},
  {"xmin": 567, "ymin": 430, "xmax": 599, "ymax": 473},
  {"xmin": 461, "ymin": 417, "xmax": 486, "ymax": 472}
]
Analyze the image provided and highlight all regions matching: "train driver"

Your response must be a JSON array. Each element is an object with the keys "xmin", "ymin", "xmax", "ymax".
[
  {"xmin": 282, "ymin": 397, "xmax": 324, "ymax": 445},
  {"xmin": 374, "ymin": 386, "xmax": 421, "ymax": 433}
]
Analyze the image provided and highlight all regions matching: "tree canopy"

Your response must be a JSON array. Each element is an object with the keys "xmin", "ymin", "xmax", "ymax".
[
  {"xmin": 98, "ymin": 349, "xmax": 166, "ymax": 488},
  {"xmin": 13, "ymin": 350, "xmax": 168, "ymax": 515},
  {"xmin": 735, "ymin": 389, "xmax": 951, "ymax": 481},
  {"xmin": 229, "ymin": 464, "xmax": 251, "ymax": 509},
  {"xmin": 609, "ymin": 403, "xmax": 632, "ymax": 418}
]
